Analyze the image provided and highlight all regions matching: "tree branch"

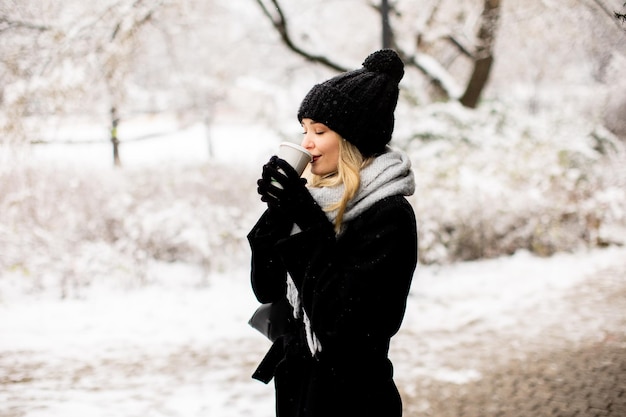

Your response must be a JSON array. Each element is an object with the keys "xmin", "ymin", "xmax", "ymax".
[
  {"xmin": 0, "ymin": 16, "xmax": 53, "ymax": 33},
  {"xmin": 446, "ymin": 35, "xmax": 474, "ymax": 59},
  {"xmin": 111, "ymin": 0, "xmax": 157, "ymax": 42},
  {"xmin": 416, "ymin": 1, "xmax": 443, "ymax": 49},
  {"xmin": 252, "ymin": 0, "xmax": 466, "ymax": 102},
  {"xmin": 616, "ymin": 1, "xmax": 626, "ymax": 23},
  {"xmin": 400, "ymin": 51, "xmax": 463, "ymax": 99},
  {"xmin": 589, "ymin": 0, "xmax": 626, "ymax": 31},
  {"xmin": 253, "ymin": 0, "xmax": 348, "ymax": 72}
]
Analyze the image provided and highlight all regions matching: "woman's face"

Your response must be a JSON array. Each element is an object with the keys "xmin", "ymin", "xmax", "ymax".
[{"xmin": 300, "ymin": 118, "xmax": 341, "ymax": 176}]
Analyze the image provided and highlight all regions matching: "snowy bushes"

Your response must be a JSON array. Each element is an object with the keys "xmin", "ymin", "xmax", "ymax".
[
  {"xmin": 2, "ymin": 102, "xmax": 625, "ymax": 295},
  {"xmin": 404, "ymin": 103, "xmax": 626, "ymax": 264},
  {"xmin": 0, "ymin": 160, "xmax": 262, "ymax": 296}
]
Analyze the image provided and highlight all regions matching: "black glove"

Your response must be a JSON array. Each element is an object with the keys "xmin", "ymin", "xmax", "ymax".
[{"xmin": 257, "ymin": 156, "xmax": 334, "ymax": 235}]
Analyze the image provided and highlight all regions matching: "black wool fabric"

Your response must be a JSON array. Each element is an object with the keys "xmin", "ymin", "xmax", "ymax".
[{"xmin": 247, "ymin": 195, "xmax": 417, "ymax": 417}]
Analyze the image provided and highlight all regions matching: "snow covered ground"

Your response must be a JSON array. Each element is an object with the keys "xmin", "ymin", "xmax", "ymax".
[{"xmin": 1, "ymin": 246, "xmax": 624, "ymax": 417}]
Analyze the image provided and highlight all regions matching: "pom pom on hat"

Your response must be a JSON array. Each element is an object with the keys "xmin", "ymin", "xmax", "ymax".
[
  {"xmin": 362, "ymin": 49, "xmax": 404, "ymax": 83},
  {"xmin": 297, "ymin": 49, "xmax": 404, "ymax": 157}
]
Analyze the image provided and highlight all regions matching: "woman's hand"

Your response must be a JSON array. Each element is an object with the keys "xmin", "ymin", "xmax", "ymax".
[{"xmin": 257, "ymin": 156, "xmax": 333, "ymax": 234}]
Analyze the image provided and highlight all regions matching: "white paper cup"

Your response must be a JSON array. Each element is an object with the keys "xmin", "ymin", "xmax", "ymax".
[
  {"xmin": 272, "ymin": 142, "xmax": 312, "ymax": 188},
  {"xmin": 278, "ymin": 142, "xmax": 312, "ymax": 176}
]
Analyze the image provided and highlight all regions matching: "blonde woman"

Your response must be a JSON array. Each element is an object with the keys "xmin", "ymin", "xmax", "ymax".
[{"xmin": 248, "ymin": 49, "xmax": 417, "ymax": 417}]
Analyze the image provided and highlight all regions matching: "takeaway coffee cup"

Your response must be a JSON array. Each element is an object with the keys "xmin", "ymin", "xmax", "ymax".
[
  {"xmin": 278, "ymin": 142, "xmax": 312, "ymax": 176},
  {"xmin": 273, "ymin": 142, "xmax": 312, "ymax": 188}
]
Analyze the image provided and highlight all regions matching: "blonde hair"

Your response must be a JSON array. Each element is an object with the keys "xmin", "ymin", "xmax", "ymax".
[{"xmin": 308, "ymin": 139, "xmax": 373, "ymax": 232}]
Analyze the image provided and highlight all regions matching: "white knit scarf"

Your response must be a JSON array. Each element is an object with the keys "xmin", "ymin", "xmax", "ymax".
[{"xmin": 286, "ymin": 147, "xmax": 415, "ymax": 356}]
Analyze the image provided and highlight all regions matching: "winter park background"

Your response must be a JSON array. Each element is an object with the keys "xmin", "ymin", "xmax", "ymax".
[{"xmin": 1, "ymin": 1, "xmax": 626, "ymax": 416}]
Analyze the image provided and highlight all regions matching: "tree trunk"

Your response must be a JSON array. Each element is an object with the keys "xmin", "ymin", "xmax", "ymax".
[
  {"xmin": 460, "ymin": 0, "xmax": 501, "ymax": 108},
  {"xmin": 110, "ymin": 107, "xmax": 121, "ymax": 167},
  {"xmin": 381, "ymin": 0, "xmax": 393, "ymax": 48},
  {"xmin": 460, "ymin": 55, "xmax": 494, "ymax": 108}
]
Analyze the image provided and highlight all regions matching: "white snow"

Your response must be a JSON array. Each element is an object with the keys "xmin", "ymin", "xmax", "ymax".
[{"xmin": 1, "ymin": 246, "xmax": 624, "ymax": 417}]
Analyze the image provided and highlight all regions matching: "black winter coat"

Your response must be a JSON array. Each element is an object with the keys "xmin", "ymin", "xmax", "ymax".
[{"xmin": 247, "ymin": 194, "xmax": 417, "ymax": 417}]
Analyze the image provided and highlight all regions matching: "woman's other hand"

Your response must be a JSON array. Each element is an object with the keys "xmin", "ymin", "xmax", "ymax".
[{"xmin": 257, "ymin": 157, "xmax": 332, "ymax": 234}]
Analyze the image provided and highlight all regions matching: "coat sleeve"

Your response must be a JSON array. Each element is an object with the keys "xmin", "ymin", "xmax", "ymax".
[
  {"xmin": 275, "ymin": 196, "xmax": 418, "ymax": 350},
  {"xmin": 247, "ymin": 210, "xmax": 294, "ymax": 303}
]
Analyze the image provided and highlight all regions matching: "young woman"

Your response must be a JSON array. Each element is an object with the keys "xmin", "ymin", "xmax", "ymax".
[{"xmin": 248, "ymin": 49, "xmax": 417, "ymax": 417}]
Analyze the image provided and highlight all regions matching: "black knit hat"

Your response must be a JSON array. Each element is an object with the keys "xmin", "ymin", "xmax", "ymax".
[{"xmin": 297, "ymin": 49, "xmax": 404, "ymax": 157}]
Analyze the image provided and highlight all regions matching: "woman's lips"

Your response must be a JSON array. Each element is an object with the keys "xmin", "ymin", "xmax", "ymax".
[{"xmin": 311, "ymin": 155, "xmax": 321, "ymax": 163}]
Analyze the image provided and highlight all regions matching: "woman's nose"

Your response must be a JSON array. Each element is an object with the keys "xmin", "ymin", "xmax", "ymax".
[{"xmin": 301, "ymin": 135, "xmax": 313, "ymax": 149}]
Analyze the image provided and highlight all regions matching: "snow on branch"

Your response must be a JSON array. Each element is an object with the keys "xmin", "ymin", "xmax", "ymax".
[
  {"xmin": 406, "ymin": 52, "xmax": 464, "ymax": 100},
  {"xmin": 0, "ymin": 16, "xmax": 53, "ymax": 33}
]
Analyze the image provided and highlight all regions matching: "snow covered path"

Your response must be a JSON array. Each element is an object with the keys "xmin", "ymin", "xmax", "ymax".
[{"xmin": 1, "ymin": 247, "xmax": 625, "ymax": 417}]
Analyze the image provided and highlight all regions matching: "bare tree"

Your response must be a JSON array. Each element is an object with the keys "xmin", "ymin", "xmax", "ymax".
[
  {"xmin": 1, "ymin": 2, "xmax": 165, "ymax": 142},
  {"xmin": 253, "ymin": 0, "xmax": 502, "ymax": 108},
  {"xmin": 0, "ymin": 1, "xmax": 219, "ymax": 166},
  {"xmin": 98, "ymin": 0, "xmax": 166, "ymax": 167}
]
